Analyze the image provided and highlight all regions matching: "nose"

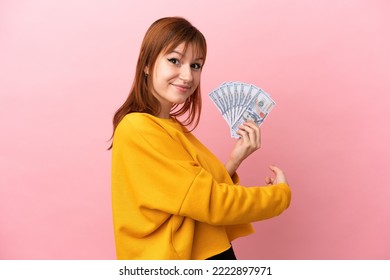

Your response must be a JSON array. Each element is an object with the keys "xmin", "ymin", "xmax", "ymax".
[{"xmin": 179, "ymin": 64, "xmax": 193, "ymax": 83}]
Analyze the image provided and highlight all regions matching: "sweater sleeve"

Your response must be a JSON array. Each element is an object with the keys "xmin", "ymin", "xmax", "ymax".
[
  {"xmin": 112, "ymin": 115, "xmax": 291, "ymax": 227},
  {"xmin": 178, "ymin": 167, "xmax": 291, "ymax": 225}
]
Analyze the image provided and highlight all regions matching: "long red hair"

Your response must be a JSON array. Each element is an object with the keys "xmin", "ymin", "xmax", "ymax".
[{"xmin": 109, "ymin": 17, "xmax": 207, "ymax": 149}]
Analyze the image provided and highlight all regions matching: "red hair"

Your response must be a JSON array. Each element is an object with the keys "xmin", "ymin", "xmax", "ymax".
[{"xmin": 109, "ymin": 17, "xmax": 207, "ymax": 149}]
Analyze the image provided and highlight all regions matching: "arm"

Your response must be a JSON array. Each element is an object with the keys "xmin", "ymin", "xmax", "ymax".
[
  {"xmin": 178, "ymin": 164, "xmax": 291, "ymax": 225},
  {"xmin": 112, "ymin": 115, "xmax": 290, "ymax": 227}
]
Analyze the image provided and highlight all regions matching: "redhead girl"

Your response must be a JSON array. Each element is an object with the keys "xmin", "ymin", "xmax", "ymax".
[{"xmin": 110, "ymin": 17, "xmax": 291, "ymax": 260}]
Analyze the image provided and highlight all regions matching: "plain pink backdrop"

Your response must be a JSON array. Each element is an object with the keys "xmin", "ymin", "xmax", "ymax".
[{"xmin": 1, "ymin": 0, "xmax": 389, "ymax": 259}]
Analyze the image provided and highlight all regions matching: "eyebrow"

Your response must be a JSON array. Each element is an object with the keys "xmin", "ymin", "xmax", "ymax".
[{"xmin": 169, "ymin": 50, "xmax": 204, "ymax": 61}]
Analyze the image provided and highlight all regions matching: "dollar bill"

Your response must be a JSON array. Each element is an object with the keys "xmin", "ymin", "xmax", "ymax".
[{"xmin": 208, "ymin": 81, "xmax": 276, "ymax": 138}]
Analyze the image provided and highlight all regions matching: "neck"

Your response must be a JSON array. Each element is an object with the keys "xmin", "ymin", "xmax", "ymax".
[
  {"xmin": 156, "ymin": 109, "xmax": 171, "ymax": 119},
  {"xmin": 156, "ymin": 103, "xmax": 173, "ymax": 119}
]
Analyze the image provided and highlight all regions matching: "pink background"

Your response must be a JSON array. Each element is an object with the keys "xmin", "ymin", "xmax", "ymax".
[{"xmin": 1, "ymin": 0, "xmax": 389, "ymax": 259}]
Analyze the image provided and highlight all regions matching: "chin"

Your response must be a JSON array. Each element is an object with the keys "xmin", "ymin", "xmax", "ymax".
[{"xmin": 171, "ymin": 96, "xmax": 190, "ymax": 105}]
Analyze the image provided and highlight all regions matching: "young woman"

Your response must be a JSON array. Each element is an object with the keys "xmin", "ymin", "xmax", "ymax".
[{"xmin": 110, "ymin": 17, "xmax": 291, "ymax": 260}]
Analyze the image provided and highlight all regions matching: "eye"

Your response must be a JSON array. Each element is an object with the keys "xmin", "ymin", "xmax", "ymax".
[
  {"xmin": 191, "ymin": 63, "xmax": 202, "ymax": 70},
  {"xmin": 168, "ymin": 58, "xmax": 180, "ymax": 65}
]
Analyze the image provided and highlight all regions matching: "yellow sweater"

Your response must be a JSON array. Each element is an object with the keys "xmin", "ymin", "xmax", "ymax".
[{"xmin": 111, "ymin": 113, "xmax": 291, "ymax": 260}]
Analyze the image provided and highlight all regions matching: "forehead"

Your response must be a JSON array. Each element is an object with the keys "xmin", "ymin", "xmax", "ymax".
[{"xmin": 164, "ymin": 41, "xmax": 205, "ymax": 59}]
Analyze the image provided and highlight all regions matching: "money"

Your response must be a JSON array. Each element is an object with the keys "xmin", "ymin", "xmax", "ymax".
[{"xmin": 208, "ymin": 81, "xmax": 276, "ymax": 138}]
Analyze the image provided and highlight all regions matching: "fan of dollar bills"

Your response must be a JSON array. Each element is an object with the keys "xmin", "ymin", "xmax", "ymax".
[{"xmin": 208, "ymin": 81, "xmax": 276, "ymax": 138}]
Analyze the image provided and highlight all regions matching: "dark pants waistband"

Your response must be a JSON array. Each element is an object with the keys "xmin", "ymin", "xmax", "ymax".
[{"xmin": 206, "ymin": 246, "xmax": 237, "ymax": 260}]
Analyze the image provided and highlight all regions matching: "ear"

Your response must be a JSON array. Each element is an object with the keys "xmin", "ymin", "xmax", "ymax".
[{"xmin": 144, "ymin": 66, "xmax": 149, "ymax": 75}]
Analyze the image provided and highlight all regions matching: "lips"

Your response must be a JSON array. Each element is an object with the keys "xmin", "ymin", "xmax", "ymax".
[{"xmin": 172, "ymin": 84, "xmax": 191, "ymax": 93}]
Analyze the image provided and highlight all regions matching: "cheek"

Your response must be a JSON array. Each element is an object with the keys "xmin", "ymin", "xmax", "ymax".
[
  {"xmin": 193, "ymin": 72, "xmax": 202, "ymax": 85},
  {"xmin": 155, "ymin": 68, "xmax": 177, "ymax": 84},
  {"xmin": 152, "ymin": 70, "xmax": 168, "ymax": 88}
]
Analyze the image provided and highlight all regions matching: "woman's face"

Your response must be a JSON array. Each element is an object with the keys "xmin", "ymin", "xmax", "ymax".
[{"xmin": 147, "ymin": 42, "xmax": 204, "ymax": 118}]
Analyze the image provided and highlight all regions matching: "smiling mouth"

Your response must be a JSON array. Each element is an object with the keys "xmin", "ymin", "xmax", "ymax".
[{"xmin": 172, "ymin": 84, "xmax": 191, "ymax": 92}]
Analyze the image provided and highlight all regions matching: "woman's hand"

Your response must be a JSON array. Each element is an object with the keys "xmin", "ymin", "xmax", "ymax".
[
  {"xmin": 225, "ymin": 121, "xmax": 261, "ymax": 176},
  {"xmin": 265, "ymin": 165, "xmax": 288, "ymax": 185}
]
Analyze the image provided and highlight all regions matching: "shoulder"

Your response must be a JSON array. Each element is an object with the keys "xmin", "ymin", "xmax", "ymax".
[
  {"xmin": 120, "ymin": 112, "xmax": 155, "ymax": 127},
  {"xmin": 116, "ymin": 113, "xmax": 161, "ymax": 134},
  {"xmin": 115, "ymin": 113, "xmax": 183, "ymax": 143},
  {"xmin": 113, "ymin": 113, "xmax": 160, "ymax": 150},
  {"xmin": 113, "ymin": 113, "xmax": 190, "ymax": 157}
]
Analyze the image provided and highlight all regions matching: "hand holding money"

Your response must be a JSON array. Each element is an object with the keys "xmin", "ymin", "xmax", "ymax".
[
  {"xmin": 225, "ymin": 120, "xmax": 261, "ymax": 176},
  {"xmin": 208, "ymin": 81, "xmax": 275, "ymax": 138}
]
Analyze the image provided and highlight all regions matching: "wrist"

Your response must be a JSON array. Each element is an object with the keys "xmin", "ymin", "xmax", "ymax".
[{"xmin": 225, "ymin": 159, "xmax": 241, "ymax": 176}]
